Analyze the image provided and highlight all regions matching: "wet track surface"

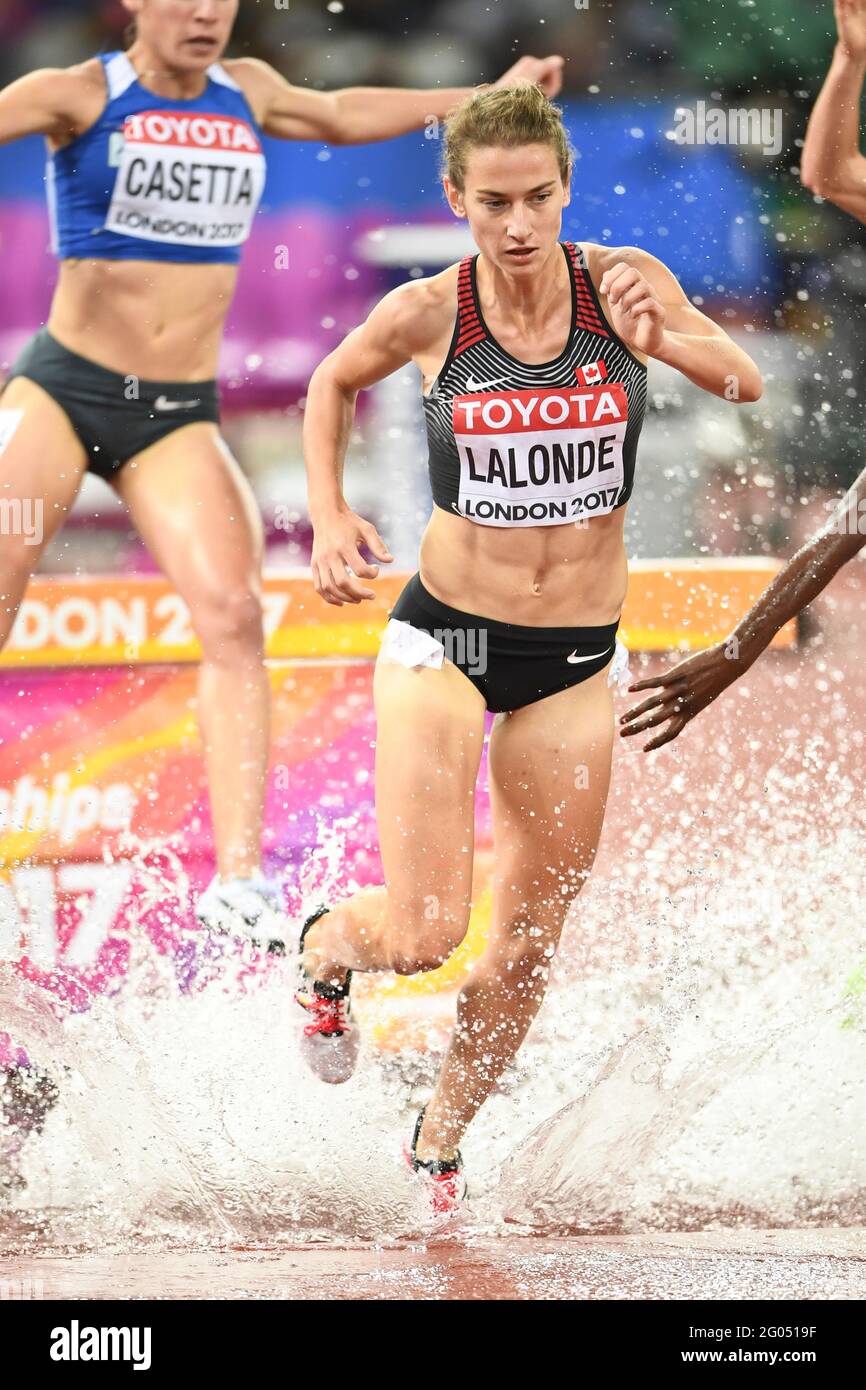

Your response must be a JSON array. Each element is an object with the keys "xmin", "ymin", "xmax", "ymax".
[{"xmin": 1, "ymin": 1228, "xmax": 864, "ymax": 1300}]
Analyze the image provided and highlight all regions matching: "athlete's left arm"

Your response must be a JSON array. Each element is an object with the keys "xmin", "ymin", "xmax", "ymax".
[
  {"xmin": 232, "ymin": 56, "xmax": 563, "ymax": 144},
  {"xmin": 600, "ymin": 248, "xmax": 763, "ymax": 403}
]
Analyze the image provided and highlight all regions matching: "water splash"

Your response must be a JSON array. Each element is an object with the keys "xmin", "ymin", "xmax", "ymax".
[{"xmin": 3, "ymin": 723, "xmax": 866, "ymax": 1248}]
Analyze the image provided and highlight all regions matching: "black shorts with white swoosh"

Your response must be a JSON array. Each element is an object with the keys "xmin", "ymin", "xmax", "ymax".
[
  {"xmin": 6, "ymin": 328, "xmax": 220, "ymax": 480},
  {"xmin": 388, "ymin": 572, "xmax": 619, "ymax": 713}
]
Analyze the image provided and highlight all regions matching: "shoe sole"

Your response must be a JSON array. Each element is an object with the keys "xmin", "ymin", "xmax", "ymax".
[{"xmin": 297, "ymin": 1028, "xmax": 360, "ymax": 1085}]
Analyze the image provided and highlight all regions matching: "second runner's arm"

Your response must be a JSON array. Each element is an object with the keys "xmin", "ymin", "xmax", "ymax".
[
  {"xmin": 619, "ymin": 467, "xmax": 866, "ymax": 750},
  {"xmin": 241, "ymin": 55, "xmax": 564, "ymax": 145}
]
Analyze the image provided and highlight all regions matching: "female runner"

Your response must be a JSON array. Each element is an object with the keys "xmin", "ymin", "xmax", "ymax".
[
  {"xmin": 298, "ymin": 81, "xmax": 763, "ymax": 1210},
  {"xmin": 0, "ymin": 0, "xmax": 562, "ymax": 946}
]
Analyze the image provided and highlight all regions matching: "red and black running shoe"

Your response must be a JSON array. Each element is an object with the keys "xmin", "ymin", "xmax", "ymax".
[
  {"xmin": 295, "ymin": 904, "xmax": 359, "ymax": 1084},
  {"xmin": 404, "ymin": 1106, "xmax": 467, "ymax": 1217}
]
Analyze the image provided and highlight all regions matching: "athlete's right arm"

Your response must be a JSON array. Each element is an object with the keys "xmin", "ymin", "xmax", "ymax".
[
  {"xmin": 800, "ymin": 2, "xmax": 866, "ymax": 220},
  {"xmin": 619, "ymin": 466, "xmax": 866, "ymax": 750},
  {"xmin": 304, "ymin": 279, "xmax": 446, "ymax": 606},
  {"xmin": 0, "ymin": 67, "xmax": 93, "ymax": 145}
]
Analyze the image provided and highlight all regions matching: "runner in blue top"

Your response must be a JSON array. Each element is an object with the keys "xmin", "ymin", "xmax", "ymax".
[{"xmin": 0, "ymin": 0, "xmax": 564, "ymax": 945}]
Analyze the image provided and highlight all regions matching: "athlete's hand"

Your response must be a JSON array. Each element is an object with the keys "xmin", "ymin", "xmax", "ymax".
[
  {"xmin": 599, "ymin": 263, "xmax": 667, "ymax": 358},
  {"xmin": 835, "ymin": 0, "xmax": 866, "ymax": 61},
  {"xmin": 493, "ymin": 55, "xmax": 565, "ymax": 100},
  {"xmin": 311, "ymin": 507, "xmax": 394, "ymax": 606},
  {"xmin": 618, "ymin": 643, "xmax": 748, "ymax": 751}
]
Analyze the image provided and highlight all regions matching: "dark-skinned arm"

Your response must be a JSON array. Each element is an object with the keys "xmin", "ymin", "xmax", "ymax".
[{"xmin": 619, "ymin": 469, "xmax": 866, "ymax": 750}]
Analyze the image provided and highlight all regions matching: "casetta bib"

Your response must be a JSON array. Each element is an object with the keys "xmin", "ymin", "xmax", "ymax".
[
  {"xmin": 424, "ymin": 242, "xmax": 648, "ymax": 529},
  {"xmin": 47, "ymin": 51, "xmax": 266, "ymax": 264},
  {"xmin": 104, "ymin": 107, "xmax": 265, "ymax": 249}
]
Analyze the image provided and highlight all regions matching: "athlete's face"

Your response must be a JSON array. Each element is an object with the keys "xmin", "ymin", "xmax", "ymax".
[
  {"xmin": 124, "ymin": 0, "xmax": 238, "ymax": 71},
  {"xmin": 446, "ymin": 143, "xmax": 571, "ymax": 272}
]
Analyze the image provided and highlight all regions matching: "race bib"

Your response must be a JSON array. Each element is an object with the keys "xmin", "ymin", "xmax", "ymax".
[
  {"xmin": 104, "ymin": 110, "xmax": 266, "ymax": 249},
  {"xmin": 452, "ymin": 383, "xmax": 628, "ymax": 527}
]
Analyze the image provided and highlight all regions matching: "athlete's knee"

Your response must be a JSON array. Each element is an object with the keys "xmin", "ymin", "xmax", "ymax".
[
  {"xmin": 193, "ymin": 584, "xmax": 264, "ymax": 656},
  {"xmin": 390, "ymin": 939, "xmax": 462, "ymax": 975},
  {"xmin": 389, "ymin": 901, "xmax": 471, "ymax": 975}
]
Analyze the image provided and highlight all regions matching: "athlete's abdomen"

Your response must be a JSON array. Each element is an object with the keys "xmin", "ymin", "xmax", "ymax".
[
  {"xmin": 47, "ymin": 259, "xmax": 237, "ymax": 380},
  {"xmin": 418, "ymin": 503, "xmax": 629, "ymax": 628}
]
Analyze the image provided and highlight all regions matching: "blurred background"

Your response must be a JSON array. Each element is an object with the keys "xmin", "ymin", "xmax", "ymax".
[{"xmin": 1, "ymin": 0, "xmax": 864, "ymax": 574}]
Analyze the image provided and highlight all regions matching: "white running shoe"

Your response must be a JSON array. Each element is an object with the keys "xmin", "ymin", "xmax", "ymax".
[
  {"xmin": 194, "ymin": 873, "xmax": 290, "ymax": 953},
  {"xmin": 294, "ymin": 905, "xmax": 360, "ymax": 1084}
]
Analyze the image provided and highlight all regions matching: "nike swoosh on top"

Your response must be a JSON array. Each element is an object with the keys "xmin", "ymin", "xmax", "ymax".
[
  {"xmin": 153, "ymin": 396, "xmax": 202, "ymax": 412},
  {"xmin": 566, "ymin": 645, "xmax": 614, "ymax": 665},
  {"xmin": 465, "ymin": 375, "xmax": 508, "ymax": 393}
]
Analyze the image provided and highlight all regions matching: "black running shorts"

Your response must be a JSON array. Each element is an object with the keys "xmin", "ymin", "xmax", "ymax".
[
  {"xmin": 386, "ymin": 572, "xmax": 621, "ymax": 713},
  {"xmin": 5, "ymin": 328, "xmax": 220, "ymax": 480}
]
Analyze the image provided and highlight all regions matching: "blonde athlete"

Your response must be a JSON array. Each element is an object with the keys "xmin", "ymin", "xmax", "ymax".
[{"xmin": 298, "ymin": 84, "xmax": 762, "ymax": 1211}]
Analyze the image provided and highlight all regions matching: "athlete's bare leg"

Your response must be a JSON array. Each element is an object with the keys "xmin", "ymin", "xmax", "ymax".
[
  {"xmin": 415, "ymin": 661, "xmax": 616, "ymax": 1161},
  {"xmin": 300, "ymin": 650, "xmax": 486, "ymax": 982},
  {"xmin": 112, "ymin": 425, "xmax": 269, "ymax": 882},
  {"xmin": 0, "ymin": 378, "xmax": 89, "ymax": 646}
]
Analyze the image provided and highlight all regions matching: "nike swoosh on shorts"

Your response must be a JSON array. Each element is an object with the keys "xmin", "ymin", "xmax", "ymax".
[
  {"xmin": 566, "ymin": 645, "xmax": 614, "ymax": 665},
  {"xmin": 153, "ymin": 396, "xmax": 202, "ymax": 411}
]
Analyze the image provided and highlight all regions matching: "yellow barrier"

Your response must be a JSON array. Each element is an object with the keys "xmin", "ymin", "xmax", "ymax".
[{"xmin": 0, "ymin": 560, "xmax": 795, "ymax": 668}]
